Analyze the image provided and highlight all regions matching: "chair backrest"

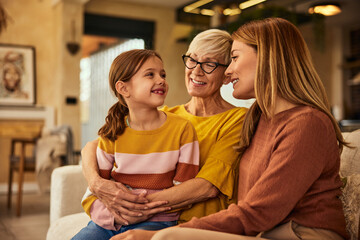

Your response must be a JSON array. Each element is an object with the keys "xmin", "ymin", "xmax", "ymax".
[
  {"xmin": 340, "ymin": 130, "xmax": 360, "ymax": 240},
  {"xmin": 49, "ymin": 125, "xmax": 76, "ymax": 165}
]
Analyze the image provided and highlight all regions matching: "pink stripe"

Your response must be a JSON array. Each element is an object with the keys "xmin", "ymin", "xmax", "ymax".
[
  {"xmin": 114, "ymin": 151, "xmax": 180, "ymax": 174},
  {"xmin": 179, "ymin": 141, "xmax": 199, "ymax": 165},
  {"xmin": 90, "ymin": 199, "xmax": 117, "ymax": 231},
  {"xmin": 96, "ymin": 147, "xmax": 114, "ymax": 170}
]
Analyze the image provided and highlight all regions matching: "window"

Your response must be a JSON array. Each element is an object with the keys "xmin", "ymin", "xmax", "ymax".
[{"xmin": 80, "ymin": 38, "xmax": 145, "ymax": 146}]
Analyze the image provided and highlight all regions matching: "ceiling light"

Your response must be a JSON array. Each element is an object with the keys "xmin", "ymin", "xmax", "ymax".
[
  {"xmin": 239, "ymin": 0, "xmax": 267, "ymax": 10},
  {"xmin": 308, "ymin": 3, "xmax": 341, "ymax": 16},
  {"xmin": 184, "ymin": 0, "xmax": 214, "ymax": 13},
  {"xmin": 200, "ymin": 9, "xmax": 215, "ymax": 16},
  {"xmin": 223, "ymin": 8, "xmax": 241, "ymax": 16}
]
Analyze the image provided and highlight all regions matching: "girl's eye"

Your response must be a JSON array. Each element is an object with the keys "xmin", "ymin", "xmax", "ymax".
[
  {"xmin": 146, "ymin": 72, "xmax": 154, "ymax": 77},
  {"xmin": 161, "ymin": 73, "xmax": 166, "ymax": 79},
  {"xmin": 231, "ymin": 56, "xmax": 238, "ymax": 61}
]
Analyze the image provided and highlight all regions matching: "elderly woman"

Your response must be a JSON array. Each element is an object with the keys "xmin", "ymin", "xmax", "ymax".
[
  {"xmin": 81, "ymin": 29, "xmax": 247, "ymax": 231},
  {"xmin": 111, "ymin": 18, "xmax": 348, "ymax": 240}
]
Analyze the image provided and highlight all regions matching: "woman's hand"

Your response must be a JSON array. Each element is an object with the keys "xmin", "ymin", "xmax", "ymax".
[
  {"xmin": 92, "ymin": 178, "xmax": 170, "ymax": 225},
  {"xmin": 110, "ymin": 229, "xmax": 157, "ymax": 240},
  {"xmin": 115, "ymin": 203, "xmax": 171, "ymax": 225}
]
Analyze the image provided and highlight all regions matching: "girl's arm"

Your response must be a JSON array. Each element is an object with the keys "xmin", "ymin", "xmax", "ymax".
[{"xmin": 81, "ymin": 139, "xmax": 169, "ymax": 224}]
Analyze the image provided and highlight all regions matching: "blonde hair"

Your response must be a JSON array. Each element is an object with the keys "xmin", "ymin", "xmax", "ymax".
[
  {"xmin": 98, "ymin": 49, "xmax": 162, "ymax": 141},
  {"xmin": 233, "ymin": 18, "xmax": 347, "ymax": 157},
  {"xmin": 186, "ymin": 29, "xmax": 233, "ymax": 64}
]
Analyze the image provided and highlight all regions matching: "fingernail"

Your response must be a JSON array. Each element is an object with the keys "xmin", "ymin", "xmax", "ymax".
[
  {"xmin": 167, "ymin": 207, "xmax": 171, "ymax": 210},
  {"xmin": 138, "ymin": 213, "xmax": 143, "ymax": 216},
  {"xmin": 144, "ymin": 207, "xmax": 149, "ymax": 210},
  {"xmin": 124, "ymin": 222, "xmax": 129, "ymax": 225}
]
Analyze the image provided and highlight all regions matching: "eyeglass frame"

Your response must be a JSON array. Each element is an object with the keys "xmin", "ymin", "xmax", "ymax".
[{"xmin": 182, "ymin": 55, "xmax": 228, "ymax": 74}]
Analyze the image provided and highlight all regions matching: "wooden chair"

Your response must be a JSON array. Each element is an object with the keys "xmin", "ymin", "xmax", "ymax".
[
  {"xmin": 7, "ymin": 137, "xmax": 38, "ymax": 217},
  {"xmin": 7, "ymin": 124, "xmax": 80, "ymax": 217}
]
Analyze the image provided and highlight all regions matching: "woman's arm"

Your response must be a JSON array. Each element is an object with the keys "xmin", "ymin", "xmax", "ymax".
[
  {"xmin": 81, "ymin": 140, "xmax": 170, "ymax": 224},
  {"xmin": 179, "ymin": 114, "xmax": 344, "ymax": 236},
  {"xmin": 147, "ymin": 177, "xmax": 219, "ymax": 209},
  {"xmin": 111, "ymin": 177, "xmax": 219, "ymax": 224}
]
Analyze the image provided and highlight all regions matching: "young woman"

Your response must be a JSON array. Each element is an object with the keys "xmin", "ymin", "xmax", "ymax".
[
  {"xmin": 110, "ymin": 18, "xmax": 348, "ymax": 240},
  {"xmin": 72, "ymin": 49, "xmax": 200, "ymax": 240}
]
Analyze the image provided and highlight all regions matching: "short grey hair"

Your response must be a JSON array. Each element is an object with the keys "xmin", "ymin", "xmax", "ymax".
[{"xmin": 186, "ymin": 29, "xmax": 232, "ymax": 65}]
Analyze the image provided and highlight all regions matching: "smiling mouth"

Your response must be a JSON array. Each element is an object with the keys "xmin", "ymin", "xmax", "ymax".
[
  {"xmin": 191, "ymin": 78, "xmax": 206, "ymax": 85},
  {"xmin": 151, "ymin": 89, "xmax": 165, "ymax": 95},
  {"xmin": 232, "ymin": 79, "xmax": 239, "ymax": 85}
]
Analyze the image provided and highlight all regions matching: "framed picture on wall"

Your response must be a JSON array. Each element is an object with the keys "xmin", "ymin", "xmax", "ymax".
[{"xmin": 0, "ymin": 44, "xmax": 36, "ymax": 106}]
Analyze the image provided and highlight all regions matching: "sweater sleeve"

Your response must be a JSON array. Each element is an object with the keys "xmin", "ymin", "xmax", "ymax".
[
  {"xmin": 81, "ymin": 138, "xmax": 115, "ymax": 218},
  {"xmin": 97, "ymin": 137, "xmax": 115, "ymax": 179},
  {"xmin": 173, "ymin": 121, "xmax": 200, "ymax": 183},
  {"xmin": 196, "ymin": 111, "xmax": 245, "ymax": 199},
  {"xmin": 180, "ymin": 114, "xmax": 339, "ymax": 235},
  {"xmin": 90, "ymin": 199, "xmax": 121, "ymax": 231}
]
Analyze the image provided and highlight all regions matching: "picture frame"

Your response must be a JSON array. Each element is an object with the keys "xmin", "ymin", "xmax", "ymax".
[{"xmin": 0, "ymin": 44, "xmax": 36, "ymax": 106}]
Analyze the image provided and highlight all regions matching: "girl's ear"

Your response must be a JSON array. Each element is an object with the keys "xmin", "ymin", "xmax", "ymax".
[{"xmin": 115, "ymin": 81, "xmax": 130, "ymax": 98}]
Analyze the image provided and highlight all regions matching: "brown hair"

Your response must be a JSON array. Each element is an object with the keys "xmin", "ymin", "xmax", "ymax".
[
  {"xmin": 98, "ymin": 49, "xmax": 162, "ymax": 141},
  {"xmin": 232, "ymin": 18, "xmax": 347, "ymax": 158}
]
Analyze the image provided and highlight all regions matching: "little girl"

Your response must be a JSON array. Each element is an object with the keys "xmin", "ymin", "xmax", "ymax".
[{"xmin": 72, "ymin": 49, "xmax": 200, "ymax": 240}]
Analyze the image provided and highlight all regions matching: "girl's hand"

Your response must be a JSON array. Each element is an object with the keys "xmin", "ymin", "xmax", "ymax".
[{"xmin": 110, "ymin": 229, "xmax": 157, "ymax": 240}]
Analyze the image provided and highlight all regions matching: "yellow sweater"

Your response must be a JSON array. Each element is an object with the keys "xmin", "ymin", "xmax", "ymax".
[{"xmin": 162, "ymin": 105, "xmax": 247, "ymax": 223}]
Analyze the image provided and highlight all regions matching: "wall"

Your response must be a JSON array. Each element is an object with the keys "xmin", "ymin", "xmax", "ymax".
[
  {"xmin": 0, "ymin": 0, "xmax": 57, "ymax": 184},
  {"xmin": 0, "ymin": 0, "xmax": 84, "ymax": 185},
  {"xmin": 0, "ymin": 0, "xmax": 57, "ymax": 108},
  {"xmin": 298, "ymin": 1, "xmax": 360, "ymax": 119}
]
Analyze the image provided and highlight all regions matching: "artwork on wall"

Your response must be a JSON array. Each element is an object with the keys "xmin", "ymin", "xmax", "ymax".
[{"xmin": 0, "ymin": 44, "xmax": 36, "ymax": 106}]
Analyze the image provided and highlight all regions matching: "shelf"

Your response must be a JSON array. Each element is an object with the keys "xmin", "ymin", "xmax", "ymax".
[
  {"xmin": 343, "ymin": 59, "xmax": 360, "ymax": 69},
  {"xmin": 347, "ymin": 80, "xmax": 360, "ymax": 86}
]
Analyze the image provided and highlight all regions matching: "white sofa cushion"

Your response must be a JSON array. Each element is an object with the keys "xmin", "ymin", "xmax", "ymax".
[
  {"xmin": 47, "ymin": 212, "xmax": 89, "ymax": 240},
  {"xmin": 49, "ymin": 165, "xmax": 88, "ymax": 224}
]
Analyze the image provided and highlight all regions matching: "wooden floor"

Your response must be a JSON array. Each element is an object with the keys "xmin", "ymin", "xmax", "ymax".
[{"xmin": 0, "ymin": 192, "xmax": 50, "ymax": 240}]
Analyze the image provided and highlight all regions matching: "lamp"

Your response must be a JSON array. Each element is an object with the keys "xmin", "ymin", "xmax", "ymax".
[
  {"xmin": 66, "ymin": 20, "xmax": 80, "ymax": 55},
  {"xmin": 308, "ymin": 2, "xmax": 341, "ymax": 16}
]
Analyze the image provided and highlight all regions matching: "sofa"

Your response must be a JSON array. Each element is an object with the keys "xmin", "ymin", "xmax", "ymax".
[{"xmin": 46, "ymin": 130, "xmax": 360, "ymax": 240}]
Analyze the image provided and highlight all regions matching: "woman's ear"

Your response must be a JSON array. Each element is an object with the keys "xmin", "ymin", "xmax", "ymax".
[{"xmin": 115, "ymin": 81, "xmax": 130, "ymax": 98}]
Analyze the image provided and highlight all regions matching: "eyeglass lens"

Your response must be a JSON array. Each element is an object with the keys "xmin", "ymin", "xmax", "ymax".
[{"xmin": 183, "ymin": 56, "xmax": 217, "ymax": 74}]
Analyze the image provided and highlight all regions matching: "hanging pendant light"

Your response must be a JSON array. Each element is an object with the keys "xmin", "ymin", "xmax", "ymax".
[{"xmin": 308, "ymin": 2, "xmax": 341, "ymax": 16}]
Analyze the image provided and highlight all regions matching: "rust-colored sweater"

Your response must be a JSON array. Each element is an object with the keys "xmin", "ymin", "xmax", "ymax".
[{"xmin": 180, "ymin": 106, "xmax": 348, "ymax": 238}]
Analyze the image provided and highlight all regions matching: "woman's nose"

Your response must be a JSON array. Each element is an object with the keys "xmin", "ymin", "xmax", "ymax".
[
  {"xmin": 224, "ymin": 62, "xmax": 233, "ymax": 76},
  {"xmin": 192, "ymin": 63, "xmax": 204, "ymax": 75},
  {"xmin": 223, "ymin": 64, "xmax": 233, "ymax": 84}
]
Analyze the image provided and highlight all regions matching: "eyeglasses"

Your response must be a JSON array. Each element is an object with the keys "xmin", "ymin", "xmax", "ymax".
[{"xmin": 182, "ymin": 55, "xmax": 228, "ymax": 74}]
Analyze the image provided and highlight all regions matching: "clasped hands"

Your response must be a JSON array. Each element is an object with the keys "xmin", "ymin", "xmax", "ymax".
[{"xmin": 91, "ymin": 177, "xmax": 171, "ymax": 226}]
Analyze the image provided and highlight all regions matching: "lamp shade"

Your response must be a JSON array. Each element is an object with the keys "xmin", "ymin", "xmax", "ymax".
[{"xmin": 308, "ymin": 3, "xmax": 341, "ymax": 16}]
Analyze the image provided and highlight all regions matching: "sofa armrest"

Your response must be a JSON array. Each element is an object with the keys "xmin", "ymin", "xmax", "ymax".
[
  {"xmin": 340, "ymin": 129, "xmax": 360, "ymax": 177},
  {"xmin": 50, "ymin": 165, "xmax": 88, "ymax": 225}
]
